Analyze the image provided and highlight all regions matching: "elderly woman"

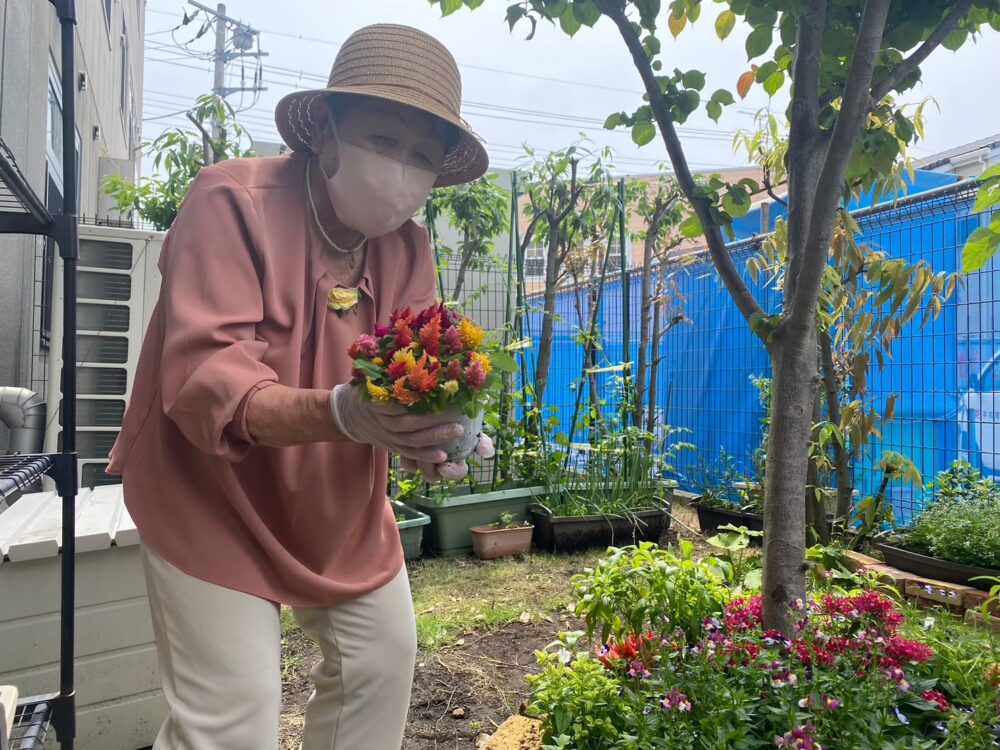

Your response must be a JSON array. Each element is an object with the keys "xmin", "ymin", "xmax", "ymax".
[{"xmin": 107, "ymin": 24, "xmax": 490, "ymax": 750}]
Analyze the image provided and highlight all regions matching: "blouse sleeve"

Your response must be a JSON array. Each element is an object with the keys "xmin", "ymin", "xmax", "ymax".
[
  {"xmin": 157, "ymin": 167, "xmax": 278, "ymax": 460},
  {"xmin": 401, "ymin": 222, "xmax": 439, "ymax": 311}
]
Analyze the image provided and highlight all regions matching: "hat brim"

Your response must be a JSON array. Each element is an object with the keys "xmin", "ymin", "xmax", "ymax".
[{"xmin": 275, "ymin": 87, "xmax": 490, "ymax": 188}]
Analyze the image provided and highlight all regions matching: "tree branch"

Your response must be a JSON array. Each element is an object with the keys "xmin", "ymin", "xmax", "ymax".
[
  {"xmin": 596, "ymin": 0, "xmax": 766, "ymax": 332},
  {"xmin": 870, "ymin": 0, "xmax": 974, "ymax": 104},
  {"xmin": 762, "ymin": 172, "xmax": 788, "ymax": 208},
  {"xmin": 788, "ymin": 0, "xmax": 892, "ymax": 329}
]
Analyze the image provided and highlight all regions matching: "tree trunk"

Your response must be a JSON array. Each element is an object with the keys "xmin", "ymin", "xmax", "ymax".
[
  {"xmin": 819, "ymin": 330, "xmax": 855, "ymax": 521},
  {"xmin": 452, "ymin": 228, "xmax": 474, "ymax": 301},
  {"xmin": 533, "ymin": 219, "xmax": 561, "ymax": 408},
  {"xmin": 762, "ymin": 324, "xmax": 816, "ymax": 632}
]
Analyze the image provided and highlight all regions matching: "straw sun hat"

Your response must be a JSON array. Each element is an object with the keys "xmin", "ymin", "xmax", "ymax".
[{"xmin": 274, "ymin": 23, "xmax": 489, "ymax": 188}]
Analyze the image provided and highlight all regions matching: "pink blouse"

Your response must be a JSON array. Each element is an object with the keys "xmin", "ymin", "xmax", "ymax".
[{"xmin": 107, "ymin": 154, "xmax": 437, "ymax": 606}]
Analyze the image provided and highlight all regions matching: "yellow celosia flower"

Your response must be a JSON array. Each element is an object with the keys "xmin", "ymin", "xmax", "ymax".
[
  {"xmin": 389, "ymin": 347, "xmax": 417, "ymax": 375},
  {"xmin": 372, "ymin": 356, "xmax": 384, "ymax": 367},
  {"xmin": 470, "ymin": 351, "xmax": 492, "ymax": 375},
  {"xmin": 366, "ymin": 379, "xmax": 391, "ymax": 403},
  {"xmin": 441, "ymin": 379, "xmax": 460, "ymax": 396},
  {"xmin": 458, "ymin": 318, "xmax": 484, "ymax": 350}
]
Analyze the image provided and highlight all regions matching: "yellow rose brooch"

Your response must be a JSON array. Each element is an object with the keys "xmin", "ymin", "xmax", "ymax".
[{"xmin": 327, "ymin": 287, "xmax": 360, "ymax": 316}]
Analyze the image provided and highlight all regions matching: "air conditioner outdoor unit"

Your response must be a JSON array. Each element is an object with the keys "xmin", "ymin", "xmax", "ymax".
[{"xmin": 44, "ymin": 223, "xmax": 164, "ymax": 489}]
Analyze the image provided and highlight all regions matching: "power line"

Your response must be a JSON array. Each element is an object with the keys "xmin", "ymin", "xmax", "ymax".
[{"xmin": 144, "ymin": 6, "xmax": 759, "ymax": 114}]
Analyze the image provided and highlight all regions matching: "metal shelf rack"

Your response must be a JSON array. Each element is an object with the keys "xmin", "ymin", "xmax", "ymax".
[{"xmin": 0, "ymin": 2, "xmax": 79, "ymax": 748}]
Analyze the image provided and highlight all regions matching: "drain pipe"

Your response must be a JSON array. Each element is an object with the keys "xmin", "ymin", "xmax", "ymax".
[{"xmin": 0, "ymin": 387, "xmax": 46, "ymax": 455}]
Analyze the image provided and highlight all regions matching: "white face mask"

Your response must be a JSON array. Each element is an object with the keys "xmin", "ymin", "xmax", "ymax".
[{"xmin": 323, "ymin": 141, "xmax": 438, "ymax": 239}]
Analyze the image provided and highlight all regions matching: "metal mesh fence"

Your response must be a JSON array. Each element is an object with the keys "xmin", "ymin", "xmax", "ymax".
[{"xmin": 528, "ymin": 180, "xmax": 991, "ymax": 524}]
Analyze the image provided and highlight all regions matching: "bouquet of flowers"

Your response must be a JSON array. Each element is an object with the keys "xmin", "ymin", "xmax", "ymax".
[{"xmin": 347, "ymin": 302, "xmax": 517, "ymax": 461}]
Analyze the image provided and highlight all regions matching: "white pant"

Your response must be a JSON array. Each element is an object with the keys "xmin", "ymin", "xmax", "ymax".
[{"xmin": 140, "ymin": 544, "xmax": 417, "ymax": 750}]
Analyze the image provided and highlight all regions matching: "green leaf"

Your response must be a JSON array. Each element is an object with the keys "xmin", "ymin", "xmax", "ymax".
[
  {"xmin": 573, "ymin": 0, "xmax": 601, "ymax": 26},
  {"xmin": 541, "ymin": 0, "xmax": 568, "ymax": 19},
  {"xmin": 631, "ymin": 120, "xmax": 656, "ymax": 146},
  {"xmin": 942, "ymin": 28, "xmax": 969, "ymax": 51},
  {"xmin": 963, "ymin": 227, "xmax": 1000, "ymax": 272},
  {"xmin": 745, "ymin": 25, "xmax": 772, "ymax": 59},
  {"xmin": 763, "ymin": 70, "xmax": 784, "ymax": 97},
  {"xmin": 559, "ymin": 6, "xmax": 582, "ymax": 35},
  {"xmin": 715, "ymin": 10, "xmax": 736, "ymax": 40},
  {"xmin": 711, "ymin": 88, "xmax": 735, "ymax": 106},
  {"xmin": 723, "ymin": 189, "xmax": 752, "ymax": 218},
  {"xmin": 679, "ymin": 214, "xmax": 703, "ymax": 238},
  {"xmin": 491, "ymin": 351, "xmax": 519, "ymax": 373},
  {"xmin": 706, "ymin": 100, "xmax": 723, "ymax": 123},
  {"xmin": 978, "ymin": 164, "xmax": 1000, "ymax": 182},
  {"xmin": 667, "ymin": 11, "xmax": 686, "ymax": 38},
  {"xmin": 440, "ymin": 0, "xmax": 463, "ymax": 15},
  {"xmin": 972, "ymin": 179, "xmax": 1000, "ymax": 214},
  {"xmin": 505, "ymin": 5, "xmax": 527, "ymax": 30},
  {"xmin": 603, "ymin": 112, "xmax": 625, "ymax": 130},
  {"xmin": 682, "ymin": 69, "xmax": 706, "ymax": 90}
]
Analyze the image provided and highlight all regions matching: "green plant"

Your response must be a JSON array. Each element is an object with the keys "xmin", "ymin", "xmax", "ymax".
[
  {"xmin": 692, "ymin": 447, "xmax": 742, "ymax": 508},
  {"xmin": 705, "ymin": 523, "xmax": 763, "ymax": 590},
  {"xmin": 962, "ymin": 164, "xmax": 1000, "ymax": 272},
  {"xmin": 102, "ymin": 94, "xmax": 253, "ymax": 230},
  {"xmin": 490, "ymin": 511, "xmax": 529, "ymax": 530},
  {"xmin": 749, "ymin": 374, "xmax": 772, "ymax": 483},
  {"xmin": 571, "ymin": 541, "xmax": 730, "ymax": 645},
  {"xmin": 846, "ymin": 451, "xmax": 921, "ymax": 550}
]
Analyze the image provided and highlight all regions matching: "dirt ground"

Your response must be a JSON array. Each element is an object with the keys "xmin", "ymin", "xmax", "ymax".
[{"xmin": 278, "ymin": 503, "xmax": 710, "ymax": 749}]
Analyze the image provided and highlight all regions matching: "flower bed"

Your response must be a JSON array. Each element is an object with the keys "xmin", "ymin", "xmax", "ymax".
[{"xmin": 525, "ymin": 546, "xmax": 1000, "ymax": 749}]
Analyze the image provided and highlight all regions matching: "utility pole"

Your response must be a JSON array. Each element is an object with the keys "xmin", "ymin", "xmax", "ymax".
[
  {"xmin": 185, "ymin": 0, "xmax": 268, "ymax": 147},
  {"xmin": 212, "ymin": 2, "xmax": 226, "ymax": 141}
]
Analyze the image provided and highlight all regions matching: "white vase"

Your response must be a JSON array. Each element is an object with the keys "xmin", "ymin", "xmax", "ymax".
[{"xmin": 437, "ymin": 407, "xmax": 485, "ymax": 463}]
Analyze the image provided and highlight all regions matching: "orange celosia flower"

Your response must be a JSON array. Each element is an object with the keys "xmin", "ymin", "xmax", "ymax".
[
  {"xmin": 392, "ymin": 377, "xmax": 421, "ymax": 406},
  {"xmin": 419, "ymin": 313, "xmax": 443, "ymax": 356},
  {"xmin": 407, "ymin": 352, "xmax": 440, "ymax": 394}
]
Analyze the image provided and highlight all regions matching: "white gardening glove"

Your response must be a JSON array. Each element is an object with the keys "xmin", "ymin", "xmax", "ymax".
[
  {"xmin": 399, "ymin": 432, "xmax": 496, "ymax": 482},
  {"xmin": 330, "ymin": 384, "xmax": 464, "ymax": 480}
]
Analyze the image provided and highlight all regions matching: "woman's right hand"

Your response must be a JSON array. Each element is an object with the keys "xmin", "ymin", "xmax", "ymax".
[{"xmin": 329, "ymin": 384, "xmax": 462, "ymax": 480}]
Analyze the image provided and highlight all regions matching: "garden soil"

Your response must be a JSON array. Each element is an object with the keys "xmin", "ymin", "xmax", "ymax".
[{"xmin": 278, "ymin": 504, "xmax": 711, "ymax": 749}]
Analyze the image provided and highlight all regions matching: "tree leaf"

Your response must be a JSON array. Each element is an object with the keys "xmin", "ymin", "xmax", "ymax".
[
  {"xmin": 745, "ymin": 25, "xmax": 772, "ymax": 59},
  {"xmin": 679, "ymin": 214, "xmax": 703, "ymax": 238},
  {"xmin": 632, "ymin": 120, "xmax": 656, "ymax": 146},
  {"xmin": 763, "ymin": 70, "xmax": 784, "ymax": 97},
  {"xmin": 973, "ymin": 179, "xmax": 1000, "ymax": 214},
  {"xmin": 715, "ymin": 10, "xmax": 736, "ymax": 40},
  {"xmin": 573, "ymin": 0, "xmax": 601, "ymax": 26},
  {"xmin": 736, "ymin": 70, "xmax": 755, "ymax": 99},
  {"xmin": 505, "ymin": 5, "xmax": 527, "ymax": 30},
  {"xmin": 979, "ymin": 164, "xmax": 1000, "ymax": 182},
  {"xmin": 963, "ymin": 227, "xmax": 1000, "ymax": 272},
  {"xmin": 491, "ymin": 351, "xmax": 519, "ymax": 373},
  {"xmin": 559, "ymin": 6, "xmax": 582, "ymax": 36},
  {"xmin": 712, "ymin": 88, "xmax": 735, "ymax": 106},
  {"xmin": 603, "ymin": 112, "xmax": 625, "ymax": 130},
  {"xmin": 682, "ymin": 69, "xmax": 706, "ymax": 90},
  {"xmin": 668, "ymin": 11, "xmax": 687, "ymax": 38},
  {"xmin": 706, "ymin": 100, "xmax": 723, "ymax": 122},
  {"xmin": 440, "ymin": 0, "xmax": 464, "ymax": 15},
  {"xmin": 942, "ymin": 28, "xmax": 968, "ymax": 51}
]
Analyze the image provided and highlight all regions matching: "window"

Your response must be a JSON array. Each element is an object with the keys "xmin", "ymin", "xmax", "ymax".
[
  {"xmin": 524, "ymin": 243, "xmax": 546, "ymax": 278},
  {"xmin": 46, "ymin": 57, "xmax": 64, "ymax": 188}
]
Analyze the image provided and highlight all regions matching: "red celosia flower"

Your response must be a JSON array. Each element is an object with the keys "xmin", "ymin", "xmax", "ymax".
[
  {"xmin": 884, "ymin": 637, "xmax": 933, "ymax": 664},
  {"xmin": 374, "ymin": 323, "xmax": 392, "ymax": 337},
  {"xmin": 446, "ymin": 358, "xmax": 464, "ymax": 382},
  {"xmin": 394, "ymin": 322, "xmax": 414, "ymax": 349},
  {"xmin": 390, "ymin": 307, "xmax": 415, "ymax": 327}
]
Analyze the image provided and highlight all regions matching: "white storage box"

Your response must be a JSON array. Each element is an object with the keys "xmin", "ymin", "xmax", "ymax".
[{"xmin": 0, "ymin": 484, "xmax": 163, "ymax": 749}]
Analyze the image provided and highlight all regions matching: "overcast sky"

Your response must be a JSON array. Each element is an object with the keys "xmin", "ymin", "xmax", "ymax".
[{"xmin": 141, "ymin": 1, "xmax": 999, "ymax": 176}]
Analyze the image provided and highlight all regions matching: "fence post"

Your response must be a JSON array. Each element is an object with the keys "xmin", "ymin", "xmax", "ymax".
[{"xmin": 618, "ymin": 178, "xmax": 633, "ymax": 426}]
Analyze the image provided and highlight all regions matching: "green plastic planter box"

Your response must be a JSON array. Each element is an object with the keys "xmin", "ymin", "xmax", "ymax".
[
  {"xmin": 392, "ymin": 500, "xmax": 430, "ymax": 560},
  {"xmin": 413, "ymin": 484, "xmax": 546, "ymax": 555}
]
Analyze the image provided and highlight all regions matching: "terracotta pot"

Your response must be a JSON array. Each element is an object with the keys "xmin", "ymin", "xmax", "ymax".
[{"xmin": 470, "ymin": 524, "xmax": 534, "ymax": 560}]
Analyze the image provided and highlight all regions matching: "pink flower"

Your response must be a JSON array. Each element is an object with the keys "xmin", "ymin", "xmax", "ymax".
[
  {"xmin": 628, "ymin": 660, "xmax": 651, "ymax": 679},
  {"xmin": 348, "ymin": 334, "xmax": 379, "ymax": 359},
  {"xmin": 446, "ymin": 358, "xmax": 464, "ymax": 382},
  {"xmin": 374, "ymin": 323, "xmax": 392, "ymax": 337},
  {"xmin": 464, "ymin": 359, "xmax": 486, "ymax": 389},
  {"xmin": 774, "ymin": 724, "xmax": 820, "ymax": 749},
  {"xmin": 884, "ymin": 637, "xmax": 933, "ymax": 664},
  {"xmin": 443, "ymin": 326, "xmax": 464, "ymax": 354},
  {"xmin": 660, "ymin": 689, "xmax": 691, "ymax": 712}
]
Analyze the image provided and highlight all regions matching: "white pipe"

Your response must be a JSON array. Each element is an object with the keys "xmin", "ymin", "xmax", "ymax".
[{"xmin": 0, "ymin": 387, "xmax": 46, "ymax": 455}]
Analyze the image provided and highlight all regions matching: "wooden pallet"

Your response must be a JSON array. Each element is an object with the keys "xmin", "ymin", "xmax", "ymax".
[{"xmin": 483, "ymin": 716, "xmax": 543, "ymax": 750}]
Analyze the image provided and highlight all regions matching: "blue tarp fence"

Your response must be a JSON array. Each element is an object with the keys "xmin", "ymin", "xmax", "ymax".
[{"xmin": 522, "ymin": 173, "xmax": 999, "ymax": 521}]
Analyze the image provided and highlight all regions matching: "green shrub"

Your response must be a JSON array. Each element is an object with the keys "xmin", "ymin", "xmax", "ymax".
[
  {"xmin": 570, "ymin": 541, "xmax": 730, "ymax": 644},
  {"xmin": 899, "ymin": 461, "xmax": 1000, "ymax": 569}
]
